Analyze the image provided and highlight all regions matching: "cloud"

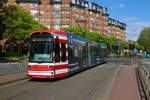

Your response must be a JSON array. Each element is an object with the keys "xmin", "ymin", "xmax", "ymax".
[
  {"xmin": 120, "ymin": 4, "xmax": 125, "ymax": 8},
  {"xmin": 121, "ymin": 17, "xmax": 150, "ymax": 41}
]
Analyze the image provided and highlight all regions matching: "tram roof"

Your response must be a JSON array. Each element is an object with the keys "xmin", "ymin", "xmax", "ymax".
[{"xmin": 30, "ymin": 30, "xmax": 67, "ymax": 36}]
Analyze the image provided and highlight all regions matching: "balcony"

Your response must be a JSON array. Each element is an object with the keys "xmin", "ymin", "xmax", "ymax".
[
  {"xmin": 18, "ymin": 0, "xmax": 40, "ymax": 3},
  {"xmin": 101, "ymin": 7, "xmax": 109, "ymax": 16},
  {"xmin": 71, "ymin": 0, "xmax": 88, "ymax": 9},
  {"xmin": 61, "ymin": 6, "xmax": 70, "ymax": 11},
  {"xmin": 52, "ymin": 0, "xmax": 61, "ymax": 4},
  {"xmin": 61, "ymin": 14, "xmax": 70, "ymax": 17}
]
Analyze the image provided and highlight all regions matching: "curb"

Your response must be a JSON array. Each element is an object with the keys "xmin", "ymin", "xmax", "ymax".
[
  {"xmin": 0, "ymin": 76, "xmax": 28, "ymax": 86},
  {"xmin": 107, "ymin": 65, "xmax": 121, "ymax": 100}
]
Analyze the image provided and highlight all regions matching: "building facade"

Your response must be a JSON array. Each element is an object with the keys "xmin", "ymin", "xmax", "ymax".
[
  {"xmin": 108, "ymin": 18, "xmax": 126, "ymax": 40},
  {"xmin": 8, "ymin": 0, "xmax": 126, "ymax": 40}
]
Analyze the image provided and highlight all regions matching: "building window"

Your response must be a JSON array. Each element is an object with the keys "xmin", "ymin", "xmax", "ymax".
[
  {"xmin": 76, "ymin": 0, "xmax": 79, "ymax": 4},
  {"xmin": 62, "ymin": 11, "xmax": 69, "ymax": 14},
  {"xmin": 40, "ymin": 11, "xmax": 44, "ymax": 14},
  {"xmin": 33, "ymin": 17, "xmax": 38, "ymax": 21},
  {"xmin": 52, "ymin": 10, "xmax": 61, "ymax": 15},
  {"xmin": 90, "ymin": 24, "xmax": 94, "ymax": 27},
  {"xmin": 90, "ymin": 17, "xmax": 94, "ymax": 22},
  {"xmin": 72, "ymin": 6, "xmax": 78, "ymax": 10},
  {"xmin": 90, "ymin": 11, "xmax": 93, "ymax": 14},
  {"xmin": 62, "ymin": 3, "xmax": 70, "ymax": 7},
  {"xmin": 30, "ymin": 10, "xmax": 38, "ymax": 15},
  {"xmin": 89, "ymin": 2, "xmax": 92, "ymax": 9},
  {"xmin": 96, "ymin": 24, "xmax": 99, "ymax": 28},
  {"xmin": 54, "ymin": 17, "xmax": 61, "ymax": 22},
  {"xmin": 62, "ymin": 24, "xmax": 69, "ymax": 28},
  {"xmin": 54, "ymin": 0, "xmax": 61, "ymax": 2},
  {"xmin": 54, "ymin": 4, "xmax": 61, "ymax": 9},
  {"xmin": 41, "ymin": 2, "xmax": 47, "ymax": 6},
  {"xmin": 85, "ymin": 3, "xmax": 88, "ymax": 7},
  {"xmin": 72, "ymin": 0, "xmax": 76, "ymax": 4},
  {"xmin": 39, "ymin": 17, "xmax": 44, "ymax": 21},
  {"xmin": 93, "ymin": 5, "xmax": 96, "ymax": 10},
  {"xmin": 31, "ymin": 3, "xmax": 38, "ymax": 7},
  {"xmin": 47, "ymin": 18, "xmax": 51, "ymax": 21},
  {"xmin": 80, "ymin": 15, "xmax": 85, "ymax": 19},
  {"xmin": 81, "ymin": 1, "xmax": 84, "ymax": 7},
  {"xmin": 72, "ymin": 13, "xmax": 79, "ymax": 18},
  {"xmin": 62, "ymin": 18, "xmax": 70, "ymax": 21},
  {"xmin": 54, "ymin": 24, "xmax": 60, "ymax": 30}
]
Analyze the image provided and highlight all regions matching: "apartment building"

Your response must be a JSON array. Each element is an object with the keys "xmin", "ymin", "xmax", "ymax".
[
  {"xmin": 108, "ymin": 18, "xmax": 126, "ymax": 40},
  {"xmin": 8, "ymin": 0, "xmax": 126, "ymax": 40}
]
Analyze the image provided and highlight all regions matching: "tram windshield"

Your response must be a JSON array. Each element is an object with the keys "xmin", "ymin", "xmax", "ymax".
[{"xmin": 29, "ymin": 36, "xmax": 53, "ymax": 63}]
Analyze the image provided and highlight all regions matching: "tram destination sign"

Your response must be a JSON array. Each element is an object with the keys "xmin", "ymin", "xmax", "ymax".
[{"xmin": 31, "ymin": 36, "xmax": 53, "ymax": 42}]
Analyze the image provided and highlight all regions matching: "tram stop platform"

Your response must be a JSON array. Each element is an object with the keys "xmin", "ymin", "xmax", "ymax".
[{"xmin": 109, "ymin": 64, "xmax": 141, "ymax": 100}]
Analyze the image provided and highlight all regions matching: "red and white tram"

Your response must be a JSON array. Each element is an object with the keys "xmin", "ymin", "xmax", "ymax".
[{"xmin": 27, "ymin": 30, "xmax": 107, "ymax": 79}]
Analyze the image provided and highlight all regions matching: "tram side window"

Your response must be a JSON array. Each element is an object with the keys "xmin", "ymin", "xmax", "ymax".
[
  {"xmin": 55, "ymin": 38, "xmax": 60, "ymax": 62},
  {"xmin": 82, "ymin": 46, "xmax": 87, "ymax": 58},
  {"xmin": 68, "ymin": 46, "xmax": 74, "ymax": 61},
  {"xmin": 61, "ymin": 43, "xmax": 66, "ymax": 62}
]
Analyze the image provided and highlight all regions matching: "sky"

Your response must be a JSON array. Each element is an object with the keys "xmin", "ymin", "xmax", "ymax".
[{"xmin": 89, "ymin": 0, "xmax": 150, "ymax": 41}]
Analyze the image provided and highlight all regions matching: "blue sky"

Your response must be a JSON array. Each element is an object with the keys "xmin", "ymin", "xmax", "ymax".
[{"xmin": 89, "ymin": 0, "xmax": 150, "ymax": 41}]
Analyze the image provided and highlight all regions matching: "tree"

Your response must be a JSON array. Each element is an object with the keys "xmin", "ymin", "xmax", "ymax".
[
  {"xmin": 0, "ymin": 4, "xmax": 47, "ymax": 54},
  {"xmin": 0, "ymin": 0, "xmax": 7, "ymax": 38},
  {"xmin": 63, "ymin": 27, "xmax": 131, "ymax": 53},
  {"xmin": 138, "ymin": 27, "xmax": 150, "ymax": 51},
  {"xmin": 136, "ymin": 43, "xmax": 144, "ymax": 51},
  {"xmin": 1, "ymin": 4, "xmax": 47, "ymax": 41}
]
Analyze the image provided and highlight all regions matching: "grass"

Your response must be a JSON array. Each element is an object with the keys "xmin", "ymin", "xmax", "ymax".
[
  {"xmin": 112, "ymin": 55, "xmax": 143, "ymax": 60},
  {"xmin": 112, "ymin": 56, "xmax": 131, "ymax": 59}
]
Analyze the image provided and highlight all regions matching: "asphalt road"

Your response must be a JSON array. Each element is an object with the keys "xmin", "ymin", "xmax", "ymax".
[{"xmin": 0, "ymin": 62, "xmax": 123, "ymax": 100}]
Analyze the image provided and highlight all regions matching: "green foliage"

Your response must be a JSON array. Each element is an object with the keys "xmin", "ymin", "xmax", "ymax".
[
  {"xmin": 64, "ymin": 27, "xmax": 103, "ymax": 42},
  {"xmin": 63, "ymin": 27, "xmax": 128, "ymax": 50},
  {"xmin": 0, "ymin": 4, "xmax": 47, "ymax": 41},
  {"xmin": 63, "ymin": 27, "xmax": 83, "ymax": 36},
  {"xmin": 120, "ymin": 40, "xmax": 128, "ymax": 50},
  {"xmin": 136, "ymin": 43, "xmax": 144, "ymax": 50},
  {"xmin": 138, "ymin": 28, "xmax": 150, "ymax": 50}
]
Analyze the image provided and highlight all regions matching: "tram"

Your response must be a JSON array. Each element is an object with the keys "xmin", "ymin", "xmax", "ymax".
[{"xmin": 27, "ymin": 30, "xmax": 108, "ymax": 79}]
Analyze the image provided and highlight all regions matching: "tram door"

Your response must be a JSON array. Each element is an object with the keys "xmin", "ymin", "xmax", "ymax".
[{"xmin": 55, "ymin": 36, "xmax": 67, "ymax": 63}]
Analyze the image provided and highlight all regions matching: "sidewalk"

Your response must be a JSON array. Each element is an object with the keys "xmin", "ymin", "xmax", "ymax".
[
  {"xmin": 109, "ymin": 65, "xmax": 141, "ymax": 100},
  {"xmin": 0, "ymin": 71, "xmax": 28, "ymax": 86}
]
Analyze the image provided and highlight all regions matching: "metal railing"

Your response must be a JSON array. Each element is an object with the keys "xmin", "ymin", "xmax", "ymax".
[
  {"xmin": 138, "ymin": 62, "xmax": 150, "ymax": 100},
  {"xmin": 0, "ymin": 62, "xmax": 27, "ymax": 75}
]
